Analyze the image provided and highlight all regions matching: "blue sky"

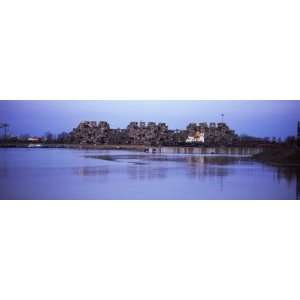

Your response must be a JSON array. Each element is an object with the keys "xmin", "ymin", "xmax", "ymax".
[{"xmin": 0, "ymin": 100, "xmax": 299, "ymax": 138}]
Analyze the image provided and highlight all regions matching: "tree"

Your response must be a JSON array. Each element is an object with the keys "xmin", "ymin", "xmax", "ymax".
[
  {"xmin": 57, "ymin": 132, "xmax": 70, "ymax": 143},
  {"xmin": 0, "ymin": 123, "xmax": 10, "ymax": 140},
  {"xmin": 285, "ymin": 136, "xmax": 296, "ymax": 146},
  {"xmin": 44, "ymin": 131, "xmax": 55, "ymax": 143},
  {"xmin": 19, "ymin": 134, "xmax": 30, "ymax": 142}
]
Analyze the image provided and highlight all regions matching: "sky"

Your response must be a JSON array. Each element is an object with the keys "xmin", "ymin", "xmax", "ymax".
[{"xmin": 0, "ymin": 100, "xmax": 299, "ymax": 139}]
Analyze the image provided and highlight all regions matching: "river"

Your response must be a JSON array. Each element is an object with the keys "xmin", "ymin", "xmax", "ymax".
[{"xmin": 0, "ymin": 148, "xmax": 299, "ymax": 199}]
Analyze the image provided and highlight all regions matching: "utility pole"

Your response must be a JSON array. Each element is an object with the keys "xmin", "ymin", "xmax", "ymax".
[
  {"xmin": 0, "ymin": 123, "xmax": 3, "ymax": 139},
  {"xmin": 221, "ymin": 114, "xmax": 224, "ymax": 123},
  {"xmin": 297, "ymin": 121, "xmax": 300, "ymax": 147}
]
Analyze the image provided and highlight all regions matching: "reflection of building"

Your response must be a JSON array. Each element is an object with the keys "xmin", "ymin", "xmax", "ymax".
[{"xmin": 297, "ymin": 172, "xmax": 300, "ymax": 200}]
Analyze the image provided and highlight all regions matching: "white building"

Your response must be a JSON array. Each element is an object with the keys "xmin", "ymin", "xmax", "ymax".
[
  {"xmin": 27, "ymin": 137, "xmax": 41, "ymax": 142},
  {"xmin": 186, "ymin": 132, "xmax": 205, "ymax": 143}
]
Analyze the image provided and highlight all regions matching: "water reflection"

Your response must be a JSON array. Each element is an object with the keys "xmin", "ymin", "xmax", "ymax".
[
  {"xmin": 187, "ymin": 164, "xmax": 231, "ymax": 179},
  {"xmin": 127, "ymin": 165, "xmax": 167, "ymax": 180},
  {"xmin": 275, "ymin": 167, "xmax": 300, "ymax": 200},
  {"xmin": 1, "ymin": 148, "xmax": 300, "ymax": 199},
  {"xmin": 186, "ymin": 155, "xmax": 244, "ymax": 165},
  {"xmin": 185, "ymin": 156, "xmax": 248, "ymax": 180},
  {"xmin": 83, "ymin": 154, "xmax": 300, "ymax": 198},
  {"xmin": 82, "ymin": 154, "xmax": 242, "ymax": 182},
  {"xmin": 85, "ymin": 153, "xmax": 245, "ymax": 165},
  {"xmin": 0, "ymin": 167, "xmax": 8, "ymax": 177},
  {"xmin": 276, "ymin": 167, "xmax": 298, "ymax": 185},
  {"xmin": 77, "ymin": 155, "xmax": 235, "ymax": 181},
  {"xmin": 297, "ymin": 172, "xmax": 300, "ymax": 200},
  {"xmin": 0, "ymin": 152, "xmax": 8, "ymax": 177},
  {"xmin": 73, "ymin": 166, "xmax": 110, "ymax": 177}
]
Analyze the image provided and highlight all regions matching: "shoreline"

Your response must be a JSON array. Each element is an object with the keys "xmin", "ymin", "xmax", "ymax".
[
  {"xmin": 0, "ymin": 143, "xmax": 149, "ymax": 151},
  {"xmin": 252, "ymin": 147, "xmax": 300, "ymax": 168},
  {"xmin": 1, "ymin": 143, "xmax": 300, "ymax": 167},
  {"xmin": 0, "ymin": 143, "xmax": 264, "ymax": 154}
]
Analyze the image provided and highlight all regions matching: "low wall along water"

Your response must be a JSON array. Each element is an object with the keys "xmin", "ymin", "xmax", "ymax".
[
  {"xmin": 151, "ymin": 147, "xmax": 263, "ymax": 155},
  {"xmin": 0, "ymin": 143, "xmax": 264, "ymax": 156}
]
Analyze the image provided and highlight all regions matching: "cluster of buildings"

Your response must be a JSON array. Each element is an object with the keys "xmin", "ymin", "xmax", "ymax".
[
  {"xmin": 68, "ymin": 120, "xmax": 238, "ymax": 146},
  {"xmin": 186, "ymin": 122, "xmax": 237, "ymax": 145}
]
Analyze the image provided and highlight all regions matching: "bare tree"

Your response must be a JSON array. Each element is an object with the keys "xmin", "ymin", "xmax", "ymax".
[
  {"xmin": 44, "ymin": 131, "xmax": 55, "ymax": 143},
  {"xmin": 0, "ymin": 123, "xmax": 10, "ymax": 139},
  {"xmin": 57, "ymin": 132, "xmax": 70, "ymax": 143},
  {"xmin": 19, "ymin": 134, "xmax": 30, "ymax": 142}
]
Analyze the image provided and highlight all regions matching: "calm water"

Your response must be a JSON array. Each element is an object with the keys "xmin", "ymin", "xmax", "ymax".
[{"xmin": 0, "ymin": 148, "xmax": 299, "ymax": 199}]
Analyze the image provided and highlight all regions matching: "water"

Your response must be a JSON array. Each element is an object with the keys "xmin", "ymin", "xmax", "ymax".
[{"xmin": 0, "ymin": 148, "xmax": 299, "ymax": 199}]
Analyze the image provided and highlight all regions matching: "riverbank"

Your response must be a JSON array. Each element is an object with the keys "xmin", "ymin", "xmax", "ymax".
[
  {"xmin": 0, "ymin": 143, "xmax": 147, "ymax": 150},
  {"xmin": 0, "ymin": 143, "xmax": 264, "ymax": 155},
  {"xmin": 252, "ymin": 147, "xmax": 300, "ymax": 167}
]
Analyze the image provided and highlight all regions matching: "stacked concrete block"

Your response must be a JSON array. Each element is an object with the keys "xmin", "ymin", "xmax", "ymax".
[
  {"xmin": 70, "ymin": 121, "xmax": 110, "ymax": 144},
  {"xmin": 94, "ymin": 121, "xmax": 110, "ymax": 144},
  {"xmin": 108, "ymin": 129, "xmax": 128, "ymax": 145},
  {"xmin": 126, "ymin": 121, "xmax": 170, "ymax": 146},
  {"xmin": 69, "ymin": 120, "xmax": 238, "ymax": 146},
  {"xmin": 71, "ymin": 121, "xmax": 95, "ymax": 144},
  {"xmin": 184, "ymin": 122, "xmax": 238, "ymax": 146}
]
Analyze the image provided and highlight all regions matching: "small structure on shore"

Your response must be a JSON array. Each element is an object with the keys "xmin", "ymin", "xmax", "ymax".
[
  {"xmin": 28, "ymin": 137, "xmax": 41, "ymax": 143},
  {"xmin": 28, "ymin": 143, "xmax": 42, "ymax": 148}
]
